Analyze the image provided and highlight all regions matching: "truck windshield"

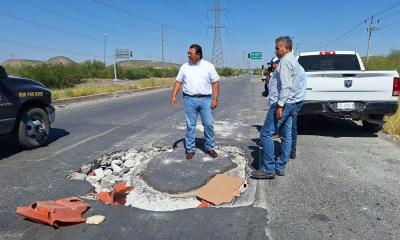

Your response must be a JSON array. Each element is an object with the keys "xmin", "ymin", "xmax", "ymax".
[{"xmin": 298, "ymin": 54, "xmax": 361, "ymax": 71}]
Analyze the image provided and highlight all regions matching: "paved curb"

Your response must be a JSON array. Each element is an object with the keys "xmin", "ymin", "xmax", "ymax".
[{"xmin": 53, "ymin": 85, "xmax": 171, "ymax": 105}]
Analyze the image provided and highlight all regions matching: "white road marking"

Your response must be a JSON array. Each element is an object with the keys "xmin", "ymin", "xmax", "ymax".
[{"xmin": 25, "ymin": 115, "xmax": 147, "ymax": 162}]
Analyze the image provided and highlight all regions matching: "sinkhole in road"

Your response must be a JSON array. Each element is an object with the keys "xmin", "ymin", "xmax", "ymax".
[{"xmin": 67, "ymin": 145, "xmax": 253, "ymax": 211}]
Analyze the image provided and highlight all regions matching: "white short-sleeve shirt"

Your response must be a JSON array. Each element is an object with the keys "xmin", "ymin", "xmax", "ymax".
[{"xmin": 176, "ymin": 59, "xmax": 219, "ymax": 95}]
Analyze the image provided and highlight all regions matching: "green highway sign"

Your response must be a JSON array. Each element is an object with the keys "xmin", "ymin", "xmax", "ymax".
[{"xmin": 248, "ymin": 52, "xmax": 262, "ymax": 60}]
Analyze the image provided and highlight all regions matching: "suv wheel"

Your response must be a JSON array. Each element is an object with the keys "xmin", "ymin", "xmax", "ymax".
[{"xmin": 14, "ymin": 107, "xmax": 50, "ymax": 149}]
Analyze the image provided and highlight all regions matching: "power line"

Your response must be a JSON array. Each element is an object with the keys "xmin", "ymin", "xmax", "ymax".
[
  {"xmin": 0, "ymin": 36, "xmax": 110, "ymax": 59},
  {"xmin": 55, "ymin": 0, "xmax": 158, "ymax": 33},
  {"xmin": 15, "ymin": 0, "xmax": 158, "ymax": 40},
  {"xmin": 323, "ymin": 1, "xmax": 400, "ymax": 48},
  {"xmin": 90, "ymin": 0, "xmax": 207, "ymax": 37},
  {"xmin": 164, "ymin": 0, "xmax": 208, "ymax": 26},
  {"xmin": 371, "ymin": 1, "xmax": 400, "ymax": 18},
  {"xmin": 0, "ymin": 12, "xmax": 155, "ymax": 48},
  {"xmin": 323, "ymin": 21, "xmax": 365, "ymax": 48}
]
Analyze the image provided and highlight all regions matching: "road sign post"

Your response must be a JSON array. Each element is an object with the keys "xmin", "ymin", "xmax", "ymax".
[
  {"xmin": 248, "ymin": 52, "xmax": 262, "ymax": 60},
  {"xmin": 114, "ymin": 49, "xmax": 132, "ymax": 81}
]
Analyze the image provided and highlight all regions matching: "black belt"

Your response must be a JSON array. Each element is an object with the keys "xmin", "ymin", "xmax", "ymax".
[
  {"xmin": 183, "ymin": 92, "xmax": 212, "ymax": 98},
  {"xmin": 296, "ymin": 101, "xmax": 303, "ymax": 104}
]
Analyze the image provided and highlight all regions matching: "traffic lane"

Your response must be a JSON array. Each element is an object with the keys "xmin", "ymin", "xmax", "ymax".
[
  {"xmin": 261, "ymin": 117, "xmax": 400, "ymax": 240},
  {"xmin": 0, "ymin": 87, "xmax": 174, "ymax": 163},
  {"xmin": 21, "ymin": 201, "xmax": 268, "ymax": 240},
  {"xmin": 1, "ymin": 76, "xmax": 269, "ymax": 239}
]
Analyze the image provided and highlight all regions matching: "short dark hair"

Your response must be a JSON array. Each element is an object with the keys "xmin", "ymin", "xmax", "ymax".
[
  {"xmin": 275, "ymin": 36, "xmax": 293, "ymax": 51},
  {"xmin": 189, "ymin": 44, "xmax": 203, "ymax": 59}
]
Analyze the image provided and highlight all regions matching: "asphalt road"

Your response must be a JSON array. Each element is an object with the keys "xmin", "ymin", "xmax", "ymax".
[{"xmin": 0, "ymin": 76, "xmax": 399, "ymax": 240}]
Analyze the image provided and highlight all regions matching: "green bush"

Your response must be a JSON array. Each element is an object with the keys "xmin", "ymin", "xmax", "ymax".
[
  {"xmin": 217, "ymin": 67, "xmax": 238, "ymax": 77},
  {"xmin": 4, "ymin": 61, "xmax": 179, "ymax": 89},
  {"xmin": 363, "ymin": 49, "xmax": 400, "ymax": 73}
]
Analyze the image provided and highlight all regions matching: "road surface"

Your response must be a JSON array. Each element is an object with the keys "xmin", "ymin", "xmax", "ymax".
[{"xmin": 0, "ymin": 76, "xmax": 399, "ymax": 240}]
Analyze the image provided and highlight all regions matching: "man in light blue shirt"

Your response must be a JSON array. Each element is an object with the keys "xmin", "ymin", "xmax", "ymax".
[
  {"xmin": 290, "ymin": 63, "xmax": 306, "ymax": 159},
  {"xmin": 252, "ymin": 36, "xmax": 304, "ymax": 179}
]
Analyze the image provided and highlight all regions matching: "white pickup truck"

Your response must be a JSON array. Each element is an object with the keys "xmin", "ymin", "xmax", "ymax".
[{"xmin": 297, "ymin": 51, "xmax": 399, "ymax": 132}]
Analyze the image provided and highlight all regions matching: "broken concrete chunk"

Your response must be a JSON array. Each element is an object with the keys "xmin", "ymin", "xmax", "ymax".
[
  {"xmin": 134, "ymin": 154, "xmax": 145, "ymax": 162},
  {"xmin": 140, "ymin": 145, "xmax": 152, "ymax": 152},
  {"xmin": 86, "ymin": 176, "xmax": 101, "ymax": 184},
  {"xmin": 93, "ymin": 168, "xmax": 104, "ymax": 179},
  {"xmin": 101, "ymin": 175, "xmax": 116, "ymax": 188},
  {"xmin": 196, "ymin": 174, "xmax": 245, "ymax": 206},
  {"xmin": 100, "ymin": 156, "xmax": 112, "ymax": 166},
  {"xmin": 68, "ymin": 172, "xmax": 86, "ymax": 181},
  {"xmin": 86, "ymin": 215, "xmax": 106, "ymax": 225},
  {"xmin": 111, "ymin": 161, "xmax": 123, "ymax": 173},
  {"xmin": 123, "ymin": 159, "xmax": 136, "ymax": 168},
  {"xmin": 80, "ymin": 163, "xmax": 93, "ymax": 175},
  {"xmin": 103, "ymin": 169, "xmax": 113, "ymax": 177},
  {"xmin": 111, "ymin": 160, "xmax": 123, "ymax": 166},
  {"xmin": 128, "ymin": 148, "xmax": 138, "ymax": 154}
]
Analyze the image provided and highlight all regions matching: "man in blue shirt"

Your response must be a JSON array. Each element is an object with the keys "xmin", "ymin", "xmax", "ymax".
[
  {"xmin": 290, "ymin": 61, "xmax": 306, "ymax": 159},
  {"xmin": 251, "ymin": 36, "xmax": 305, "ymax": 179}
]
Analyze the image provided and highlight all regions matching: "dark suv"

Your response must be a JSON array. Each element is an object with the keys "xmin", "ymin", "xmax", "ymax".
[{"xmin": 0, "ymin": 65, "xmax": 55, "ymax": 149}]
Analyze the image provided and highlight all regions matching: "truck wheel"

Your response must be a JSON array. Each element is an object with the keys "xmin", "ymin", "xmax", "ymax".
[
  {"xmin": 14, "ymin": 107, "xmax": 50, "ymax": 149},
  {"xmin": 362, "ymin": 115, "xmax": 384, "ymax": 133}
]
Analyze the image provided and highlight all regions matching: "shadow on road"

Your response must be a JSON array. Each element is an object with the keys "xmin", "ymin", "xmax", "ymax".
[
  {"xmin": 0, "ymin": 128, "xmax": 70, "ymax": 160},
  {"xmin": 172, "ymin": 137, "xmax": 209, "ymax": 153},
  {"xmin": 248, "ymin": 136, "xmax": 281, "ymax": 170},
  {"xmin": 298, "ymin": 117, "xmax": 378, "ymax": 138}
]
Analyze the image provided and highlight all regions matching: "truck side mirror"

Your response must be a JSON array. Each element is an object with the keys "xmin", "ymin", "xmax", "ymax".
[{"xmin": 0, "ymin": 66, "xmax": 7, "ymax": 79}]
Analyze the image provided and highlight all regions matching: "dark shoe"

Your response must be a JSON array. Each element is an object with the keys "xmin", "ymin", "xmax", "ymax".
[
  {"xmin": 186, "ymin": 152, "xmax": 194, "ymax": 160},
  {"xmin": 208, "ymin": 149, "xmax": 218, "ymax": 158},
  {"xmin": 251, "ymin": 170, "xmax": 275, "ymax": 179},
  {"xmin": 275, "ymin": 171, "xmax": 285, "ymax": 176},
  {"xmin": 289, "ymin": 153, "xmax": 296, "ymax": 159}
]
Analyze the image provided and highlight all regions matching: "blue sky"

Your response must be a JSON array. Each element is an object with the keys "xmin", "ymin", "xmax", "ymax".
[{"xmin": 1, "ymin": 0, "xmax": 400, "ymax": 68}]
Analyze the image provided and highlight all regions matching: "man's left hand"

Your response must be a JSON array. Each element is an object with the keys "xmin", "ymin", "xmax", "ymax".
[
  {"xmin": 211, "ymin": 99, "xmax": 218, "ymax": 110},
  {"xmin": 276, "ymin": 106, "xmax": 283, "ymax": 120}
]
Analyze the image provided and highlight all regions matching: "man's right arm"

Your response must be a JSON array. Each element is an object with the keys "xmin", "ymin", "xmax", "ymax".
[{"xmin": 171, "ymin": 81, "xmax": 182, "ymax": 107}]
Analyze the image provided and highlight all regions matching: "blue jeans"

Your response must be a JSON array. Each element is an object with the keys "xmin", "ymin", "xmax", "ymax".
[
  {"xmin": 260, "ymin": 103, "xmax": 296, "ymax": 173},
  {"xmin": 183, "ymin": 96, "xmax": 214, "ymax": 153},
  {"xmin": 291, "ymin": 102, "xmax": 303, "ymax": 156}
]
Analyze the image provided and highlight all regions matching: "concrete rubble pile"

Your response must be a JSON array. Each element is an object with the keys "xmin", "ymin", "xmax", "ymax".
[
  {"xmin": 68, "ymin": 145, "xmax": 173, "ymax": 193},
  {"xmin": 67, "ymin": 145, "xmax": 252, "ymax": 211}
]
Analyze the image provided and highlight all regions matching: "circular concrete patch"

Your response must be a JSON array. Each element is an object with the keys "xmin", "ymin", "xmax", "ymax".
[{"xmin": 141, "ymin": 150, "xmax": 237, "ymax": 194}]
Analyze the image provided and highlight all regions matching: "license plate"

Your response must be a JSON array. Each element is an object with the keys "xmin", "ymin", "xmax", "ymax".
[{"xmin": 337, "ymin": 102, "xmax": 355, "ymax": 110}]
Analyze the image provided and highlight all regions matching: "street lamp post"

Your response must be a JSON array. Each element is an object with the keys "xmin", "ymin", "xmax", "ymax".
[{"xmin": 103, "ymin": 33, "xmax": 109, "ymax": 65}]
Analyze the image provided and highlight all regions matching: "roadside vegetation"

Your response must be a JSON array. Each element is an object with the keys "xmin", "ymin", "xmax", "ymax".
[
  {"xmin": 363, "ymin": 49, "xmax": 400, "ymax": 138},
  {"xmin": 52, "ymin": 78, "xmax": 175, "ymax": 101},
  {"xmin": 3, "ymin": 60, "xmax": 239, "ymax": 101}
]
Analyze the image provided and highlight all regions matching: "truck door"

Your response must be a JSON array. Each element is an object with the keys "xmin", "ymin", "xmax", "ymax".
[{"xmin": 0, "ymin": 80, "xmax": 16, "ymax": 134}]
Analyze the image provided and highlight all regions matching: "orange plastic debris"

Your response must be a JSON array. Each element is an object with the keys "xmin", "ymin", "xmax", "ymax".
[
  {"xmin": 16, "ymin": 197, "xmax": 90, "ymax": 228},
  {"xmin": 95, "ymin": 182, "xmax": 133, "ymax": 205},
  {"xmin": 197, "ymin": 199, "xmax": 211, "ymax": 208}
]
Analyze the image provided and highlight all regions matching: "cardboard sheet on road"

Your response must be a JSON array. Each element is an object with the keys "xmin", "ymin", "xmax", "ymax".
[{"xmin": 196, "ymin": 174, "xmax": 244, "ymax": 205}]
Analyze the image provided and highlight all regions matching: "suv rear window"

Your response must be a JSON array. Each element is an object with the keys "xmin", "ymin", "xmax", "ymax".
[{"xmin": 298, "ymin": 54, "xmax": 361, "ymax": 71}]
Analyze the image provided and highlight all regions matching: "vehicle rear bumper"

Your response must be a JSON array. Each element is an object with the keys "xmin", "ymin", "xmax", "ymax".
[
  {"xmin": 46, "ymin": 105, "xmax": 56, "ymax": 123},
  {"xmin": 300, "ymin": 100, "xmax": 398, "ymax": 116}
]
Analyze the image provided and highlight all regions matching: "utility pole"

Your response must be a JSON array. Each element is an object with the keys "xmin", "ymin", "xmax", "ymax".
[
  {"xmin": 161, "ymin": 24, "xmax": 166, "ymax": 67},
  {"xmin": 209, "ymin": 0, "xmax": 226, "ymax": 68},
  {"xmin": 366, "ymin": 16, "xmax": 379, "ymax": 61},
  {"xmin": 104, "ymin": 33, "xmax": 109, "ymax": 65}
]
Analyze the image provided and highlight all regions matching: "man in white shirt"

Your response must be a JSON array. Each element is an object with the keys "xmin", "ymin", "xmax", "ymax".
[{"xmin": 170, "ymin": 44, "xmax": 220, "ymax": 160}]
